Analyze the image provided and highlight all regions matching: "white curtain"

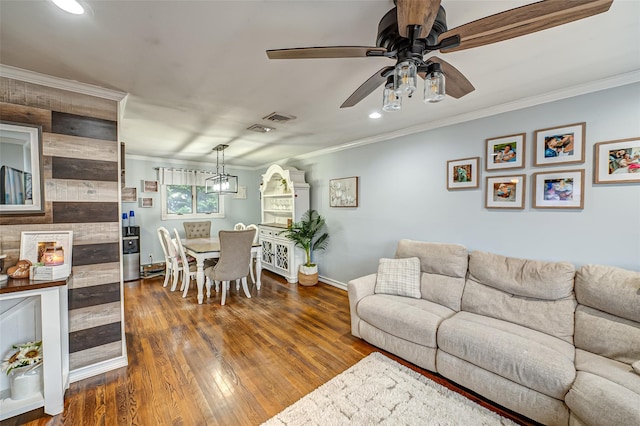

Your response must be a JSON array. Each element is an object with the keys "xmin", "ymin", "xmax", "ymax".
[{"xmin": 156, "ymin": 168, "xmax": 216, "ymax": 186}]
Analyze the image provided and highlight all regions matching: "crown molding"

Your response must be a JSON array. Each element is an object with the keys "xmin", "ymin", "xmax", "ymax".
[
  {"xmin": 0, "ymin": 64, "xmax": 128, "ymax": 102},
  {"xmin": 126, "ymin": 153, "xmax": 254, "ymax": 171},
  {"xmin": 279, "ymin": 70, "xmax": 640, "ymax": 165}
]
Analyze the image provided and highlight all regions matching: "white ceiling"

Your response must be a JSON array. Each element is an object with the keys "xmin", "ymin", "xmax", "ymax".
[{"xmin": 1, "ymin": 0, "xmax": 639, "ymax": 168}]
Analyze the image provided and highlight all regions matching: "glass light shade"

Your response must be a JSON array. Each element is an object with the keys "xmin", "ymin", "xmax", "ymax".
[
  {"xmin": 382, "ymin": 85, "xmax": 402, "ymax": 112},
  {"xmin": 424, "ymin": 71, "xmax": 446, "ymax": 103},
  {"xmin": 205, "ymin": 174, "xmax": 238, "ymax": 194},
  {"xmin": 394, "ymin": 61, "xmax": 417, "ymax": 96},
  {"xmin": 51, "ymin": 0, "xmax": 84, "ymax": 14}
]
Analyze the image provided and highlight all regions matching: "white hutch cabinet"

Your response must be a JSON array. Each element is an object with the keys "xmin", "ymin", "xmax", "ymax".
[{"xmin": 259, "ymin": 165, "xmax": 309, "ymax": 283}]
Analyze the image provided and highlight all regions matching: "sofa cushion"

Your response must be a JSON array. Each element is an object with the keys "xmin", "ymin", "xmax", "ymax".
[
  {"xmin": 357, "ymin": 294, "xmax": 455, "ymax": 348},
  {"xmin": 575, "ymin": 349, "xmax": 640, "ymax": 394},
  {"xmin": 575, "ymin": 264, "xmax": 640, "ymax": 323},
  {"xmin": 468, "ymin": 251, "xmax": 575, "ymax": 300},
  {"xmin": 375, "ymin": 257, "xmax": 421, "ymax": 298},
  {"xmin": 574, "ymin": 305, "xmax": 640, "ymax": 365},
  {"xmin": 395, "ymin": 240, "xmax": 468, "ymax": 311},
  {"xmin": 462, "ymin": 279, "xmax": 576, "ymax": 343},
  {"xmin": 565, "ymin": 371, "xmax": 640, "ymax": 426},
  {"xmin": 437, "ymin": 311, "xmax": 576, "ymax": 399}
]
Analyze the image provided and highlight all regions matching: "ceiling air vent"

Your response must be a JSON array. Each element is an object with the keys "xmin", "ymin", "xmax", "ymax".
[
  {"xmin": 247, "ymin": 124, "xmax": 276, "ymax": 133},
  {"xmin": 262, "ymin": 112, "xmax": 296, "ymax": 123}
]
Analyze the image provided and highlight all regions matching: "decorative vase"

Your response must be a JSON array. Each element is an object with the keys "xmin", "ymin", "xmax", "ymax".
[
  {"xmin": 298, "ymin": 265, "xmax": 319, "ymax": 286},
  {"xmin": 9, "ymin": 363, "xmax": 42, "ymax": 400}
]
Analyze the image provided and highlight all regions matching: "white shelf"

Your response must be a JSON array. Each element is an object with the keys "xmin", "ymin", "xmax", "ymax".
[
  {"xmin": 263, "ymin": 209, "xmax": 292, "ymax": 213},
  {"xmin": 0, "ymin": 389, "xmax": 44, "ymax": 420},
  {"xmin": 262, "ymin": 193, "xmax": 293, "ymax": 198}
]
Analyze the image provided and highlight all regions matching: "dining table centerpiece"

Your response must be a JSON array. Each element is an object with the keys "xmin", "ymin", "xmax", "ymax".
[{"xmin": 2, "ymin": 340, "xmax": 43, "ymax": 400}]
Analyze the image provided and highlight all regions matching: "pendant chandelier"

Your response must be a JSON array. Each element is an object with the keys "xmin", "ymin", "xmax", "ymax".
[{"xmin": 205, "ymin": 144, "xmax": 238, "ymax": 194}]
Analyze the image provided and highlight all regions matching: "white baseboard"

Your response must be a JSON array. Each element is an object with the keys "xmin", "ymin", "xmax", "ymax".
[
  {"xmin": 69, "ymin": 355, "xmax": 128, "ymax": 384},
  {"xmin": 319, "ymin": 275, "xmax": 347, "ymax": 291}
]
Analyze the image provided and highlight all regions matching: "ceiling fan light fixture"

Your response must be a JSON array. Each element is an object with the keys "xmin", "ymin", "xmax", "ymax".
[
  {"xmin": 424, "ymin": 64, "xmax": 446, "ymax": 103},
  {"xmin": 394, "ymin": 61, "xmax": 417, "ymax": 96},
  {"xmin": 382, "ymin": 82, "xmax": 402, "ymax": 112},
  {"xmin": 51, "ymin": 0, "xmax": 84, "ymax": 14}
]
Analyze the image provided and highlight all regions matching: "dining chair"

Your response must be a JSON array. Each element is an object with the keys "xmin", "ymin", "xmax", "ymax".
[
  {"xmin": 204, "ymin": 229, "xmax": 256, "ymax": 305},
  {"xmin": 245, "ymin": 224, "xmax": 259, "ymax": 283},
  {"xmin": 183, "ymin": 221, "xmax": 211, "ymax": 238},
  {"xmin": 157, "ymin": 227, "xmax": 180, "ymax": 291},
  {"xmin": 233, "ymin": 222, "xmax": 246, "ymax": 230},
  {"xmin": 173, "ymin": 228, "xmax": 197, "ymax": 298}
]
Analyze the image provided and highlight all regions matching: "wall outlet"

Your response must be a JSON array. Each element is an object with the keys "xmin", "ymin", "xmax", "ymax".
[{"xmin": 148, "ymin": 253, "xmax": 153, "ymax": 264}]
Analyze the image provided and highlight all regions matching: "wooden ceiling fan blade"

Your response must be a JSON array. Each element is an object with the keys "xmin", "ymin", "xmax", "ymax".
[
  {"xmin": 438, "ymin": 0, "xmax": 613, "ymax": 53},
  {"xmin": 421, "ymin": 57, "xmax": 475, "ymax": 99},
  {"xmin": 266, "ymin": 46, "xmax": 387, "ymax": 59},
  {"xmin": 340, "ymin": 66, "xmax": 394, "ymax": 108},
  {"xmin": 397, "ymin": 0, "xmax": 442, "ymax": 39}
]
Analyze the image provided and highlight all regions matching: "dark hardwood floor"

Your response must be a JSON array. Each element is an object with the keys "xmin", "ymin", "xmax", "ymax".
[{"xmin": 4, "ymin": 271, "xmax": 536, "ymax": 426}]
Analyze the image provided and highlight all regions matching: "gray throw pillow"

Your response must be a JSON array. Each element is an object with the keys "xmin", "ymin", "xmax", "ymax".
[{"xmin": 374, "ymin": 257, "xmax": 421, "ymax": 299}]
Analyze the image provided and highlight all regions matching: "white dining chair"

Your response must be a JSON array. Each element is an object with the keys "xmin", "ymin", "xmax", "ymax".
[
  {"xmin": 173, "ymin": 228, "xmax": 197, "ymax": 298},
  {"xmin": 233, "ymin": 222, "xmax": 246, "ymax": 230},
  {"xmin": 245, "ymin": 224, "xmax": 259, "ymax": 283},
  {"xmin": 157, "ymin": 227, "xmax": 180, "ymax": 291},
  {"xmin": 204, "ymin": 229, "xmax": 255, "ymax": 305}
]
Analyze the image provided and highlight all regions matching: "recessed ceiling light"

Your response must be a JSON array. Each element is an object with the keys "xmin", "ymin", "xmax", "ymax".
[
  {"xmin": 51, "ymin": 0, "xmax": 84, "ymax": 15},
  {"xmin": 369, "ymin": 112, "xmax": 382, "ymax": 119}
]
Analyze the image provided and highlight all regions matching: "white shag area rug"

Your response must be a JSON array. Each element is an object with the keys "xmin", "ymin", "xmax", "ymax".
[{"xmin": 262, "ymin": 352, "xmax": 518, "ymax": 426}]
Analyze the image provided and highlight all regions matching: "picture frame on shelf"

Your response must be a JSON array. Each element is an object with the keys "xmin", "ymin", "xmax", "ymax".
[
  {"xmin": 121, "ymin": 187, "xmax": 137, "ymax": 202},
  {"xmin": 142, "ymin": 180, "xmax": 158, "ymax": 193},
  {"xmin": 594, "ymin": 137, "xmax": 640, "ymax": 184},
  {"xmin": 532, "ymin": 169, "xmax": 585, "ymax": 209},
  {"xmin": 534, "ymin": 122, "xmax": 586, "ymax": 166},
  {"xmin": 447, "ymin": 157, "xmax": 480, "ymax": 190},
  {"xmin": 485, "ymin": 133, "xmax": 525, "ymax": 171},
  {"xmin": 485, "ymin": 174, "xmax": 526, "ymax": 209},
  {"xmin": 329, "ymin": 176, "xmax": 358, "ymax": 207},
  {"xmin": 20, "ymin": 231, "xmax": 73, "ymax": 280},
  {"xmin": 139, "ymin": 197, "xmax": 153, "ymax": 208}
]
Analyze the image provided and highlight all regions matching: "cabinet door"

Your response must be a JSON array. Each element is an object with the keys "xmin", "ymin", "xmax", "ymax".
[
  {"xmin": 261, "ymin": 239, "xmax": 274, "ymax": 267},
  {"xmin": 274, "ymin": 241, "xmax": 291, "ymax": 273}
]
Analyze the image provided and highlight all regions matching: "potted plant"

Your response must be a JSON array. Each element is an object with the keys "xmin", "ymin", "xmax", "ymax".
[{"xmin": 279, "ymin": 209, "xmax": 329, "ymax": 286}]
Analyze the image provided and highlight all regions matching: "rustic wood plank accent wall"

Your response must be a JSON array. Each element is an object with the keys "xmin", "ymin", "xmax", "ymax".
[{"xmin": 0, "ymin": 76, "xmax": 125, "ymax": 371}]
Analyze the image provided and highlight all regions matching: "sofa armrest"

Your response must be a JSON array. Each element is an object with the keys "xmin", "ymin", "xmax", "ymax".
[{"xmin": 347, "ymin": 273, "xmax": 377, "ymax": 338}]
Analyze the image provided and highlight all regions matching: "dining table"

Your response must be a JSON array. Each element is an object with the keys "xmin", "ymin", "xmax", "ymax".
[{"xmin": 182, "ymin": 237, "xmax": 262, "ymax": 304}]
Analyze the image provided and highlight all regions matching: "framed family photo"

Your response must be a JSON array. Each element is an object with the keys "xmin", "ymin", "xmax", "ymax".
[
  {"xmin": 329, "ymin": 176, "xmax": 358, "ymax": 207},
  {"xmin": 532, "ymin": 169, "xmax": 584, "ymax": 209},
  {"xmin": 447, "ymin": 157, "xmax": 479, "ymax": 190},
  {"xmin": 20, "ymin": 231, "xmax": 74, "ymax": 266},
  {"xmin": 534, "ymin": 122, "xmax": 585, "ymax": 166},
  {"xmin": 594, "ymin": 137, "xmax": 640, "ymax": 184},
  {"xmin": 485, "ymin": 133, "xmax": 525, "ymax": 171},
  {"xmin": 485, "ymin": 175, "xmax": 526, "ymax": 209}
]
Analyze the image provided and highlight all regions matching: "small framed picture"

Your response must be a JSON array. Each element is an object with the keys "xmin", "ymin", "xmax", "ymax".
[
  {"xmin": 329, "ymin": 176, "xmax": 358, "ymax": 207},
  {"xmin": 234, "ymin": 186, "xmax": 247, "ymax": 199},
  {"xmin": 447, "ymin": 157, "xmax": 480, "ymax": 190},
  {"xmin": 20, "ymin": 231, "xmax": 73, "ymax": 267},
  {"xmin": 142, "ymin": 180, "xmax": 159, "ymax": 193},
  {"xmin": 532, "ymin": 169, "xmax": 585, "ymax": 209},
  {"xmin": 534, "ymin": 122, "xmax": 585, "ymax": 166},
  {"xmin": 121, "ymin": 187, "xmax": 137, "ymax": 203},
  {"xmin": 594, "ymin": 137, "xmax": 640, "ymax": 184},
  {"xmin": 485, "ymin": 174, "xmax": 526, "ymax": 209},
  {"xmin": 485, "ymin": 133, "xmax": 525, "ymax": 170},
  {"xmin": 139, "ymin": 197, "xmax": 153, "ymax": 208}
]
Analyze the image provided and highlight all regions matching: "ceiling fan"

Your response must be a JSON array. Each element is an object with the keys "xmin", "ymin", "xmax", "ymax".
[{"xmin": 266, "ymin": 0, "xmax": 613, "ymax": 111}]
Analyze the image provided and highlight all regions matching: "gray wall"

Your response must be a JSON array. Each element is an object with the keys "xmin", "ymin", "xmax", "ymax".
[{"xmin": 127, "ymin": 82, "xmax": 640, "ymax": 284}]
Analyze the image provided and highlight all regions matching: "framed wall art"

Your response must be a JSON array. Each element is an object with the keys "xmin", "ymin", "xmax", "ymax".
[
  {"xmin": 485, "ymin": 174, "xmax": 526, "ymax": 209},
  {"xmin": 121, "ymin": 187, "xmax": 137, "ymax": 202},
  {"xmin": 142, "ymin": 180, "xmax": 158, "ymax": 193},
  {"xmin": 20, "ymin": 231, "xmax": 73, "ymax": 266},
  {"xmin": 447, "ymin": 157, "xmax": 480, "ymax": 190},
  {"xmin": 485, "ymin": 133, "xmax": 525, "ymax": 171},
  {"xmin": 534, "ymin": 122, "xmax": 585, "ymax": 166},
  {"xmin": 330, "ymin": 176, "xmax": 358, "ymax": 207},
  {"xmin": 532, "ymin": 169, "xmax": 584, "ymax": 209},
  {"xmin": 594, "ymin": 137, "xmax": 640, "ymax": 184},
  {"xmin": 139, "ymin": 197, "xmax": 153, "ymax": 208}
]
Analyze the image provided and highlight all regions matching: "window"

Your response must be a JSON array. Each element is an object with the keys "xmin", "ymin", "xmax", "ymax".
[{"xmin": 161, "ymin": 184, "xmax": 224, "ymax": 220}]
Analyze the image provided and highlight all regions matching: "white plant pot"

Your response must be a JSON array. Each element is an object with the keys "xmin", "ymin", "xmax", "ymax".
[{"xmin": 9, "ymin": 364, "xmax": 42, "ymax": 400}]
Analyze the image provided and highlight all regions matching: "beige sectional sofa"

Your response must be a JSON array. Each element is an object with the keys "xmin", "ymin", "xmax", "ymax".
[{"xmin": 348, "ymin": 240, "xmax": 640, "ymax": 426}]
